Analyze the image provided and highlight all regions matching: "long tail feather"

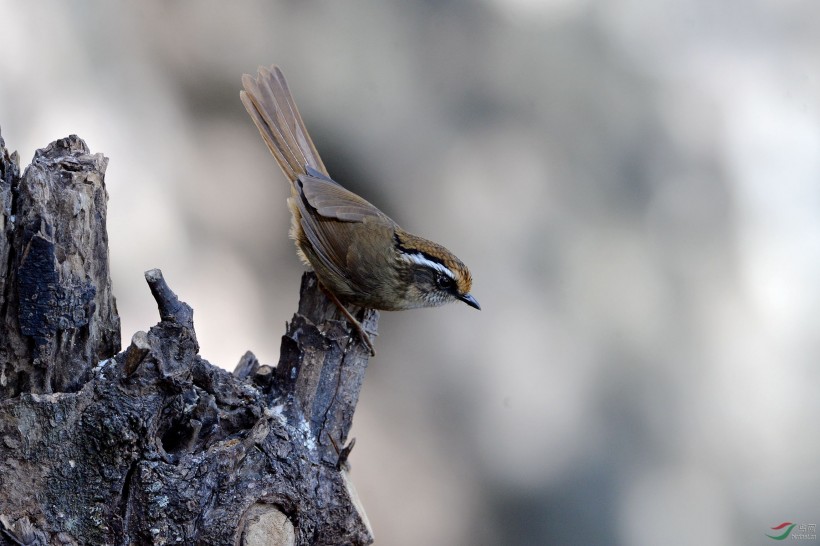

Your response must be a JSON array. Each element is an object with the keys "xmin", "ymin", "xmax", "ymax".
[{"xmin": 240, "ymin": 65, "xmax": 328, "ymax": 182}]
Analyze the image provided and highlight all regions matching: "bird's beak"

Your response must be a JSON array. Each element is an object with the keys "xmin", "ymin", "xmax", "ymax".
[{"xmin": 459, "ymin": 293, "xmax": 481, "ymax": 310}]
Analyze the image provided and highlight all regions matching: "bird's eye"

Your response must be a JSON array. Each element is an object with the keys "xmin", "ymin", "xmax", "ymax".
[{"xmin": 436, "ymin": 274, "xmax": 454, "ymax": 291}]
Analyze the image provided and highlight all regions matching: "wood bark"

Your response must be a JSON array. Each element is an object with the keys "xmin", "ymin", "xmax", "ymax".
[{"xmin": 0, "ymin": 131, "xmax": 376, "ymax": 545}]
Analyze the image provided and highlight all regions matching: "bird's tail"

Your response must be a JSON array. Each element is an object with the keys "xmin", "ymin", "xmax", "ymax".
[{"xmin": 240, "ymin": 65, "xmax": 328, "ymax": 183}]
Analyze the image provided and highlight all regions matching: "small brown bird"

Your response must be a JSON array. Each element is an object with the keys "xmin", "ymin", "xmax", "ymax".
[{"xmin": 240, "ymin": 65, "xmax": 479, "ymax": 355}]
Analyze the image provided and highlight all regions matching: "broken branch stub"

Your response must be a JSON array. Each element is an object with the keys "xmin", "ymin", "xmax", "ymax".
[{"xmin": 0, "ymin": 134, "xmax": 120, "ymax": 397}]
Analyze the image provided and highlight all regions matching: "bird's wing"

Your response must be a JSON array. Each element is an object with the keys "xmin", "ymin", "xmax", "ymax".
[
  {"xmin": 294, "ymin": 175, "xmax": 395, "ymax": 284},
  {"xmin": 298, "ymin": 174, "xmax": 388, "ymax": 223}
]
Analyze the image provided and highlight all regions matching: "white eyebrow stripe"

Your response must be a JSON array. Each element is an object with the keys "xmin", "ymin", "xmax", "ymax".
[{"xmin": 402, "ymin": 252, "xmax": 456, "ymax": 279}]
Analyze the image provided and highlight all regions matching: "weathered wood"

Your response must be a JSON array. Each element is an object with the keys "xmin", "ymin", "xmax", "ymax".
[
  {"xmin": 0, "ymin": 131, "xmax": 375, "ymax": 545},
  {"xmin": 278, "ymin": 273, "xmax": 377, "ymax": 468},
  {"xmin": 0, "ymin": 134, "xmax": 120, "ymax": 397}
]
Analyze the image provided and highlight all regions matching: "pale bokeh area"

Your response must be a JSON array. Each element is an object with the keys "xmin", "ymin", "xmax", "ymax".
[{"xmin": 2, "ymin": 1, "xmax": 819, "ymax": 544}]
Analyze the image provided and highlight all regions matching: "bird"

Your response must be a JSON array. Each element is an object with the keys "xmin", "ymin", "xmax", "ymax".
[{"xmin": 240, "ymin": 65, "xmax": 479, "ymax": 356}]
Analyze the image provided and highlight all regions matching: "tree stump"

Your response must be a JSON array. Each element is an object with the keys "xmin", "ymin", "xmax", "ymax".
[{"xmin": 0, "ymin": 131, "xmax": 376, "ymax": 545}]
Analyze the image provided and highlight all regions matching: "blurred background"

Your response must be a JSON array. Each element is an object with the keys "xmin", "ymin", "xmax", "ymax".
[{"xmin": 1, "ymin": 1, "xmax": 819, "ymax": 544}]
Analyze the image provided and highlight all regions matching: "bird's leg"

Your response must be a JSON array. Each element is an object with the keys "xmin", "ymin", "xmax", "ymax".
[
  {"xmin": 327, "ymin": 432, "xmax": 356, "ymax": 471},
  {"xmin": 320, "ymin": 286, "xmax": 376, "ymax": 356}
]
